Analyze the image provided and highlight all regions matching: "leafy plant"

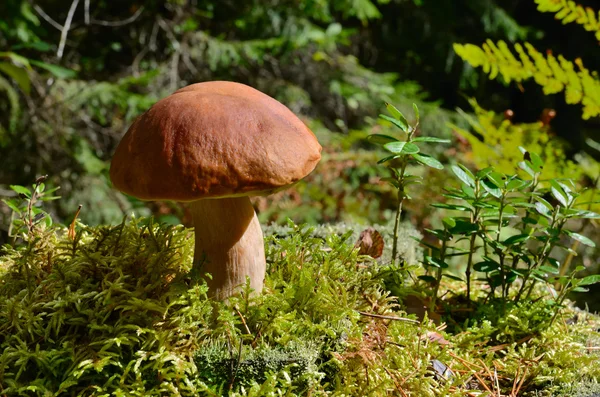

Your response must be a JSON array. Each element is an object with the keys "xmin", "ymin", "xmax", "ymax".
[
  {"xmin": 421, "ymin": 148, "xmax": 600, "ymax": 309},
  {"xmin": 1, "ymin": 206, "xmax": 599, "ymax": 395},
  {"xmin": 1, "ymin": 175, "xmax": 59, "ymax": 242},
  {"xmin": 367, "ymin": 103, "xmax": 450, "ymax": 264}
]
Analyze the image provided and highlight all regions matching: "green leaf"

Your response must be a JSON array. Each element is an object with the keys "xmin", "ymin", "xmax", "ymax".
[
  {"xmin": 503, "ymin": 234, "xmax": 530, "ymax": 245},
  {"xmin": 30, "ymin": 60, "xmax": 77, "ymax": 79},
  {"xmin": 418, "ymin": 275, "xmax": 437, "ymax": 283},
  {"xmin": 578, "ymin": 275, "xmax": 600, "ymax": 286},
  {"xmin": 10, "ymin": 185, "xmax": 31, "ymax": 197},
  {"xmin": 506, "ymin": 178, "xmax": 528, "ymax": 191},
  {"xmin": 425, "ymin": 256, "xmax": 449, "ymax": 269},
  {"xmin": 564, "ymin": 231, "xmax": 596, "ymax": 247},
  {"xmin": 575, "ymin": 210, "xmax": 600, "ymax": 219},
  {"xmin": 2, "ymin": 199, "xmax": 21, "ymax": 212},
  {"xmin": 377, "ymin": 154, "xmax": 401, "ymax": 164},
  {"xmin": 572, "ymin": 287, "xmax": 589, "ymax": 292},
  {"xmin": 0, "ymin": 52, "xmax": 31, "ymax": 68},
  {"xmin": 530, "ymin": 152, "xmax": 544, "ymax": 171},
  {"xmin": 486, "ymin": 172, "xmax": 505, "ymax": 188},
  {"xmin": 522, "ymin": 216, "xmax": 538, "ymax": 225},
  {"xmin": 379, "ymin": 114, "xmax": 407, "ymax": 131},
  {"xmin": 449, "ymin": 220, "xmax": 479, "ymax": 234},
  {"xmin": 413, "ymin": 153, "xmax": 443, "ymax": 169},
  {"xmin": 412, "ymin": 103, "xmax": 420, "ymax": 124},
  {"xmin": 443, "ymin": 274, "xmax": 464, "ymax": 282},
  {"xmin": 482, "ymin": 179, "xmax": 502, "ymax": 198},
  {"xmin": 442, "ymin": 217, "xmax": 456, "ymax": 229},
  {"xmin": 385, "ymin": 102, "xmax": 408, "ymax": 128},
  {"xmin": 451, "ymin": 165, "xmax": 475, "ymax": 187},
  {"xmin": 461, "ymin": 184, "xmax": 475, "ymax": 198},
  {"xmin": 384, "ymin": 141, "xmax": 420, "ymax": 154},
  {"xmin": 476, "ymin": 167, "xmax": 494, "ymax": 179},
  {"xmin": 0, "ymin": 62, "xmax": 30, "ymax": 94},
  {"xmin": 367, "ymin": 134, "xmax": 398, "ymax": 145},
  {"xmin": 546, "ymin": 257, "xmax": 560, "ymax": 268},
  {"xmin": 550, "ymin": 180, "xmax": 569, "ymax": 207},
  {"xmin": 535, "ymin": 196, "xmax": 554, "ymax": 211},
  {"xmin": 539, "ymin": 265, "xmax": 559, "ymax": 275},
  {"xmin": 473, "ymin": 260, "xmax": 498, "ymax": 272},
  {"xmin": 518, "ymin": 161, "xmax": 535, "ymax": 177},
  {"xmin": 430, "ymin": 203, "xmax": 471, "ymax": 211},
  {"xmin": 380, "ymin": 177, "xmax": 400, "ymax": 188},
  {"xmin": 411, "ymin": 136, "xmax": 450, "ymax": 143}
]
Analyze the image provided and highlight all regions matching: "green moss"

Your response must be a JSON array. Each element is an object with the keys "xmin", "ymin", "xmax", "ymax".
[{"xmin": 0, "ymin": 219, "xmax": 598, "ymax": 396}]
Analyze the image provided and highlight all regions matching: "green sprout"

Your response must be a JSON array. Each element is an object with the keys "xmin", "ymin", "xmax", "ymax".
[{"xmin": 368, "ymin": 103, "xmax": 450, "ymax": 265}]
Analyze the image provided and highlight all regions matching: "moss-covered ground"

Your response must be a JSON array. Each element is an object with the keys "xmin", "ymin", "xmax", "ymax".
[{"xmin": 0, "ymin": 219, "xmax": 598, "ymax": 396}]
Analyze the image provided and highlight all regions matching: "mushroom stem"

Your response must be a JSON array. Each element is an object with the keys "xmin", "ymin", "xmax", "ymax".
[{"xmin": 189, "ymin": 196, "xmax": 265, "ymax": 299}]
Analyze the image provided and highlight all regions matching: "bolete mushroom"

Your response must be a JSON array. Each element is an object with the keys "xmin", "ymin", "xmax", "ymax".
[{"xmin": 109, "ymin": 81, "xmax": 321, "ymax": 299}]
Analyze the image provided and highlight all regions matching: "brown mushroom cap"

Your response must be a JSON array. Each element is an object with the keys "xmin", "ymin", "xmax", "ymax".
[{"xmin": 110, "ymin": 81, "xmax": 322, "ymax": 201}]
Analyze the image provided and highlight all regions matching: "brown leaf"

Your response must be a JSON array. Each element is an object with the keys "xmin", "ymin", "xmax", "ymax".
[
  {"xmin": 68, "ymin": 205, "xmax": 82, "ymax": 241},
  {"xmin": 355, "ymin": 227, "xmax": 384, "ymax": 259},
  {"xmin": 422, "ymin": 331, "xmax": 450, "ymax": 345}
]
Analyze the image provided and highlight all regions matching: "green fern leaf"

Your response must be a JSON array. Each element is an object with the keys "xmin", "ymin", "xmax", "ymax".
[{"xmin": 454, "ymin": 41, "xmax": 600, "ymax": 119}]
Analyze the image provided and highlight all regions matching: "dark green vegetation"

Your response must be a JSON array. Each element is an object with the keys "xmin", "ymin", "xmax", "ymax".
[{"xmin": 1, "ymin": 0, "xmax": 600, "ymax": 395}]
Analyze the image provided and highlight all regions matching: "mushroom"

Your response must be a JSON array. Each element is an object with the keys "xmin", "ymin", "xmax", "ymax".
[{"xmin": 109, "ymin": 81, "xmax": 322, "ymax": 299}]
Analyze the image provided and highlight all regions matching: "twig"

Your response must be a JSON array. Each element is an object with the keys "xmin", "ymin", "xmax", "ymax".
[
  {"xmin": 357, "ymin": 311, "xmax": 420, "ymax": 324},
  {"xmin": 33, "ymin": 4, "xmax": 63, "ymax": 30},
  {"xmin": 452, "ymin": 354, "xmax": 494, "ymax": 396},
  {"xmin": 132, "ymin": 47, "xmax": 149, "ymax": 77},
  {"xmin": 513, "ymin": 366, "xmax": 528, "ymax": 396},
  {"xmin": 68, "ymin": 204, "xmax": 82, "ymax": 240},
  {"xmin": 84, "ymin": 0, "xmax": 90, "ymax": 24},
  {"xmin": 511, "ymin": 365, "xmax": 520, "ymax": 397},
  {"xmin": 57, "ymin": 0, "xmax": 81, "ymax": 60},
  {"xmin": 447, "ymin": 352, "xmax": 484, "ymax": 370},
  {"xmin": 472, "ymin": 372, "xmax": 495, "ymax": 396},
  {"xmin": 383, "ymin": 367, "xmax": 409, "ymax": 397},
  {"xmin": 494, "ymin": 366, "xmax": 501, "ymax": 397},
  {"xmin": 234, "ymin": 305, "xmax": 252, "ymax": 336},
  {"xmin": 169, "ymin": 51, "xmax": 180, "ymax": 92},
  {"xmin": 478, "ymin": 358, "xmax": 496, "ymax": 393},
  {"xmin": 91, "ymin": 6, "xmax": 145, "ymax": 27}
]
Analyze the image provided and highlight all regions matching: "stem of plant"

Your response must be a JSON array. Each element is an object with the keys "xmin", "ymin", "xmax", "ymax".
[
  {"xmin": 465, "ymin": 180, "xmax": 481, "ymax": 302},
  {"xmin": 391, "ymin": 160, "xmax": 409, "ymax": 265},
  {"xmin": 430, "ymin": 237, "xmax": 447, "ymax": 312},
  {"xmin": 515, "ymin": 209, "xmax": 562, "ymax": 303}
]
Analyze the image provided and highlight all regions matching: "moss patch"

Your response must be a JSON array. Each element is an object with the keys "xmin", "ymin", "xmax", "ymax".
[{"xmin": 0, "ymin": 219, "xmax": 598, "ymax": 395}]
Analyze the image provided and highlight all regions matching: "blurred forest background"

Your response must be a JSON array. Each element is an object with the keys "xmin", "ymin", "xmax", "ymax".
[{"xmin": 0, "ymin": 0, "xmax": 599, "ymax": 295}]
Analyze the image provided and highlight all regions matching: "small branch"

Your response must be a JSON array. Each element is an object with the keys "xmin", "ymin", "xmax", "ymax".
[
  {"xmin": 357, "ymin": 311, "xmax": 420, "ymax": 324},
  {"xmin": 91, "ymin": 6, "xmax": 144, "ymax": 27},
  {"xmin": 57, "ymin": 0, "xmax": 81, "ymax": 60},
  {"xmin": 234, "ymin": 305, "xmax": 252, "ymax": 335},
  {"xmin": 84, "ymin": 0, "xmax": 90, "ymax": 24},
  {"xmin": 33, "ymin": 4, "xmax": 63, "ymax": 31}
]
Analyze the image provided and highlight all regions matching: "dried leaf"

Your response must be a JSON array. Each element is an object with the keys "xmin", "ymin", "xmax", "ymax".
[{"xmin": 355, "ymin": 227, "xmax": 384, "ymax": 258}]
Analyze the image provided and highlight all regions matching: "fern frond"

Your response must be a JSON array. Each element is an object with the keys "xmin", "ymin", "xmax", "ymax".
[
  {"xmin": 534, "ymin": 0, "xmax": 600, "ymax": 41},
  {"xmin": 450, "ymin": 99, "xmax": 581, "ymax": 181},
  {"xmin": 454, "ymin": 40, "xmax": 600, "ymax": 119}
]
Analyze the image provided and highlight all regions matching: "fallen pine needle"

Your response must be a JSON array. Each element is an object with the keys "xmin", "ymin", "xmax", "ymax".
[{"xmin": 357, "ymin": 311, "xmax": 420, "ymax": 324}]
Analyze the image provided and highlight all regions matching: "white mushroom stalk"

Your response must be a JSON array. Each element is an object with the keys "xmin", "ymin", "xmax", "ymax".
[{"xmin": 189, "ymin": 197, "xmax": 265, "ymax": 299}]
